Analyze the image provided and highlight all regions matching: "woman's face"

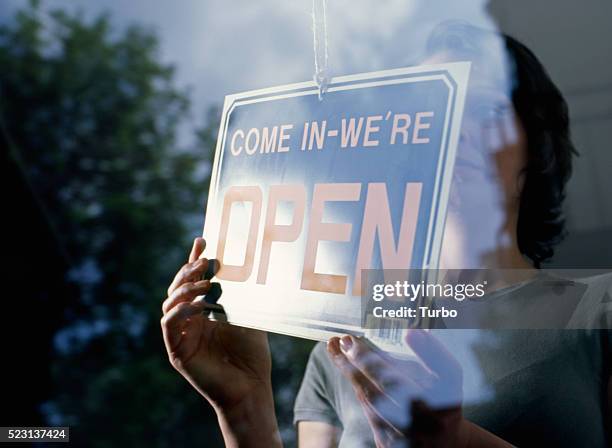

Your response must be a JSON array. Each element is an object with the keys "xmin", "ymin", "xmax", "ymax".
[{"xmin": 433, "ymin": 54, "xmax": 529, "ymax": 269}]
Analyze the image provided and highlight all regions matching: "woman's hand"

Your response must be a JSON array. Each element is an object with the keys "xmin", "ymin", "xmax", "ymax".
[
  {"xmin": 327, "ymin": 330, "xmax": 467, "ymax": 448},
  {"xmin": 161, "ymin": 237, "xmax": 280, "ymax": 448}
]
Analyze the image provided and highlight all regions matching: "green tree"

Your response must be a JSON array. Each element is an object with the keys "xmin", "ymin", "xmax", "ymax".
[
  {"xmin": 1, "ymin": 2, "xmax": 314, "ymax": 446},
  {"xmin": 1, "ymin": 2, "xmax": 223, "ymax": 446}
]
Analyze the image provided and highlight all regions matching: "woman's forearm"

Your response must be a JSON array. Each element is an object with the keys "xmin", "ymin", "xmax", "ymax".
[
  {"xmin": 214, "ymin": 387, "xmax": 282, "ymax": 448},
  {"xmin": 462, "ymin": 420, "xmax": 515, "ymax": 448}
]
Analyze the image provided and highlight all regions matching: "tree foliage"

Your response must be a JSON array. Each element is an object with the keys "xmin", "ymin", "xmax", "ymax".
[
  {"xmin": 1, "ymin": 2, "xmax": 222, "ymax": 445},
  {"xmin": 1, "ymin": 2, "xmax": 314, "ymax": 445}
]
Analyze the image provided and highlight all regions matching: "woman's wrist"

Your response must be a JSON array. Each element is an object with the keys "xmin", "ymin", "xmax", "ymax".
[
  {"xmin": 458, "ymin": 419, "xmax": 514, "ymax": 448},
  {"xmin": 214, "ymin": 386, "xmax": 282, "ymax": 448},
  {"xmin": 456, "ymin": 417, "xmax": 473, "ymax": 448}
]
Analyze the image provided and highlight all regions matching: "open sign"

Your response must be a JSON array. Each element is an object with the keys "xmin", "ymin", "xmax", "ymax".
[{"xmin": 202, "ymin": 63, "xmax": 470, "ymax": 342}]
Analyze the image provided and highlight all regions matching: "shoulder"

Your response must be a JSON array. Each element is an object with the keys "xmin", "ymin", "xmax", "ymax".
[
  {"xmin": 581, "ymin": 271, "xmax": 612, "ymax": 291},
  {"xmin": 306, "ymin": 341, "xmax": 335, "ymax": 375},
  {"xmin": 302, "ymin": 340, "xmax": 347, "ymax": 397},
  {"xmin": 564, "ymin": 272, "xmax": 612, "ymax": 346},
  {"xmin": 310, "ymin": 340, "xmax": 330, "ymax": 360}
]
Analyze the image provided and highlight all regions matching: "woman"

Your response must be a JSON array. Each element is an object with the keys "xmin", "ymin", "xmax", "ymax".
[{"xmin": 160, "ymin": 24, "xmax": 611, "ymax": 447}]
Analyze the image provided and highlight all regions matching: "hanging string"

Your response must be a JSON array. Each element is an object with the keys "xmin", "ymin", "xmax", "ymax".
[{"xmin": 312, "ymin": 0, "xmax": 330, "ymax": 100}]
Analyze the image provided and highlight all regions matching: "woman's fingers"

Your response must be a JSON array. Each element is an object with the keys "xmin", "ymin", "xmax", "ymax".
[
  {"xmin": 161, "ymin": 300, "xmax": 206, "ymax": 359},
  {"xmin": 328, "ymin": 332, "xmax": 464, "ymax": 439},
  {"xmin": 328, "ymin": 338, "xmax": 384, "ymax": 399},
  {"xmin": 163, "ymin": 280, "xmax": 211, "ymax": 314},
  {"xmin": 406, "ymin": 330, "xmax": 463, "ymax": 407},
  {"xmin": 361, "ymin": 401, "xmax": 406, "ymax": 448},
  {"xmin": 339, "ymin": 336, "xmax": 423, "ymax": 401},
  {"xmin": 189, "ymin": 237, "xmax": 206, "ymax": 263},
  {"xmin": 328, "ymin": 338, "xmax": 409, "ymax": 432},
  {"xmin": 338, "ymin": 336, "xmax": 389, "ymax": 383},
  {"xmin": 160, "ymin": 237, "xmax": 213, "ymax": 369},
  {"xmin": 406, "ymin": 330, "xmax": 462, "ymax": 383},
  {"xmin": 167, "ymin": 258, "xmax": 209, "ymax": 297}
]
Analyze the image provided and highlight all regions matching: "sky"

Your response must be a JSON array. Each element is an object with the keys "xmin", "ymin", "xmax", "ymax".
[
  {"xmin": 1, "ymin": 0, "xmax": 499, "ymax": 142},
  {"xmin": 2, "ymin": 0, "xmax": 313, "ymax": 133}
]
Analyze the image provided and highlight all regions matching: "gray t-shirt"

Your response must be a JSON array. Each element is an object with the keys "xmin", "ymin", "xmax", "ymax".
[{"xmin": 293, "ymin": 275, "xmax": 612, "ymax": 447}]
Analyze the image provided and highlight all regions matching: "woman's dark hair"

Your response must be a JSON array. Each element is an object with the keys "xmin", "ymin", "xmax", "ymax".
[
  {"xmin": 427, "ymin": 22, "xmax": 578, "ymax": 267},
  {"xmin": 505, "ymin": 35, "xmax": 577, "ymax": 267}
]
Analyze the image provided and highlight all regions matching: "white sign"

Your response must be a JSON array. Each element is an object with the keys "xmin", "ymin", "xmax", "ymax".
[{"xmin": 201, "ymin": 62, "xmax": 470, "ymax": 344}]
